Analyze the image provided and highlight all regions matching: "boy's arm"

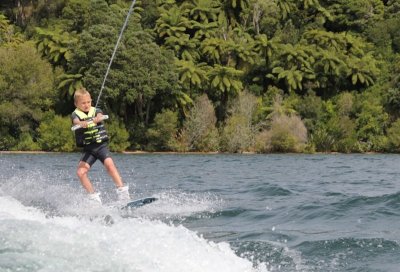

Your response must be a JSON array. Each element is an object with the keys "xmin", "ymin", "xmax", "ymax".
[
  {"xmin": 71, "ymin": 111, "xmax": 90, "ymax": 128},
  {"xmin": 72, "ymin": 117, "xmax": 90, "ymax": 128},
  {"xmin": 70, "ymin": 110, "xmax": 106, "ymax": 129},
  {"xmin": 93, "ymin": 108, "xmax": 105, "ymax": 124}
]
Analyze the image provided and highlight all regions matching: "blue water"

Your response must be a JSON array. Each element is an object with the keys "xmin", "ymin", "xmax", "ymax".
[{"xmin": 1, "ymin": 153, "xmax": 399, "ymax": 271}]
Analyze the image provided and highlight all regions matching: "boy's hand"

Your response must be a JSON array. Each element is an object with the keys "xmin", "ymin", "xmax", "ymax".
[
  {"xmin": 81, "ymin": 120, "xmax": 89, "ymax": 128},
  {"xmin": 94, "ymin": 113, "xmax": 104, "ymax": 124}
]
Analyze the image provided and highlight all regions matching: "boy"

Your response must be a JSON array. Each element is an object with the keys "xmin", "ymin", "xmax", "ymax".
[{"xmin": 71, "ymin": 87, "xmax": 130, "ymax": 204}]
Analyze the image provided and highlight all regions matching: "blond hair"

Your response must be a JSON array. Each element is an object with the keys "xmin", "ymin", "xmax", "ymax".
[{"xmin": 74, "ymin": 87, "xmax": 90, "ymax": 102}]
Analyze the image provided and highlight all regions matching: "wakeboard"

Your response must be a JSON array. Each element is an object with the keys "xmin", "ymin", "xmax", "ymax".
[{"xmin": 121, "ymin": 197, "xmax": 157, "ymax": 210}]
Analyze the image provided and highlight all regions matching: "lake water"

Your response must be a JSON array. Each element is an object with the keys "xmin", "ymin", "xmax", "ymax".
[{"xmin": 0, "ymin": 153, "xmax": 399, "ymax": 271}]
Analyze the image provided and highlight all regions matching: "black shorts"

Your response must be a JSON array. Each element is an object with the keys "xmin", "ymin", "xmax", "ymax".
[{"xmin": 80, "ymin": 142, "xmax": 111, "ymax": 166}]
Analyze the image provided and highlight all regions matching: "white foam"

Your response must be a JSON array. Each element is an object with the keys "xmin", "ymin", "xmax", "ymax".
[
  {"xmin": 0, "ymin": 196, "xmax": 267, "ymax": 272},
  {"xmin": 127, "ymin": 190, "xmax": 223, "ymax": 219}
]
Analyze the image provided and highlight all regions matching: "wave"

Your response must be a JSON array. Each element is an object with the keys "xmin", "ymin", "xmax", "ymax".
[
  {"xmin": 333, "ymin": 192, "xmax": 400, "ymax": 209},
  {"xmin": 0, "ymin": 196, "xmax": 267, "ymax": 272},
  {"xmin": 295, "ymin": 237, "xmax": 400, "ymax": 271},
  {"xmin": 0, "ymin": 172, "xmax": 268, "ymax": 272}
]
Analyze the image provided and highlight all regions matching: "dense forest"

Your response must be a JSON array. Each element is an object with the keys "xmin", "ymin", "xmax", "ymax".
[{"xmin": 1, "ymin": 0, "xmax": 400, "ymax": 153}]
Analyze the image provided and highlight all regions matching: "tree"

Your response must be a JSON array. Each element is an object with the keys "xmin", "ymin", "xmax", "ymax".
[
  {"xmin": 146, "ymin": 109, "xmax": 179, "ymax": 151},
  {"xmin": 323, "ymin": 0, "xmax": 384, "ymax": 32},
  {"xmin": 179, "ymin": 94, "xmax": 219, "ymax": 151},
  {"xmin": 253, "ymin": 34, "xmax": 276, "ymax": 67},
  {"xmin": 61, "ymin": 0, "xmax": 90, "ymax": 33},
  {"xmin": 110, "ymin": 31, "xmax": 181, "ymax": 125},
  {"xmin": 37, "ymin": 112, "xmax": 75, "ymax": 152},
  {"xmin": 56, "ymin": 72, "xmax": 83, "ymax": 99},
  {"xmin": 276, "ymin": 0, "xmax": 295, "ymax": 20},
  {"xmin": 35, "ymin": 27, "xmax": 78, "ymax": 67},
  {"xmin": 220, "ymin": 91, "xmax": 258, "ymax": 153},
  {"xmin": 0, "ymin": 14, "xmax": 24, "ymax": 46},
  {"xmin": 106, "ymin": 117, "xmax": 130, "ymax": 151},
  {"xmin": 164, "ymin": 34, "xmax": 201, "ymax": 61},
  {"xmin": 207, "ymin": 64, "xmax": 244, "ymax": 120},
  {"xmin": 175, "ymin": 59, "xmax": 209, "ymax": 93},
  {"xmin": 267, "ymin": 43, "xmax": 316, "ymax": 93},
  {"xmin": 347, "ymin": 53, "xmax": 380, "ymax": 87},
  {"xmin": 0, "ymin": 42, "xmax": 55, "ymax": 149},
  {"xmin": 182, "ymin": 0, "xmax": 220, "ymax": 24},
  {"xmin": 155, "ymin": 4, "xmax": 190, "ymax": 40}
]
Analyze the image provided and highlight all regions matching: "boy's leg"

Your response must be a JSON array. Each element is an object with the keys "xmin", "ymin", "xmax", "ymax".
[
  {"xmin": 76, "ymin": 161, "xmax": 95, "ymax": 193},
  {"xmin": 103, "ymin": 157, "xmax": 124, "ymax": 187},
  {"xmin": 96, "ymin": 144, "xmax": 130, "ymax": 201},
  {"xmin": 103, "ymin": 158, "xmax": 130, "ymax": 201}
]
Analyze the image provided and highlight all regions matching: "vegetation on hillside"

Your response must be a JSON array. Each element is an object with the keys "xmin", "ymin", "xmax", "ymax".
[{"xmin": 1, "ymin": 0, "xmax": 400, "ymax": 153}]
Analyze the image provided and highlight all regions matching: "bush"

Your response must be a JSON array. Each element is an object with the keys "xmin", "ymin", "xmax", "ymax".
[
  {"xmin": 310, "ymin": 126, "xmax": 336, "ymax": 152},
  {"xmin": 146, "ymin": 109, "xmax": 178, "ymax": 151},
  {"xmin": 107, "ymin": 118, "xmax": 130, "ymax": 152},
  {"xmin": 179, "ymin": 95, "xmax": 219, "ymax": 152},
  {"xmin": 220, "ymin": 92, "xmax": 258, "ymax": 153},
  {"xmin": 270, "ymin": 114, "xmax": 307, "ymax": 152},
  {"xmin": 355, "ymin": 101, "xmax": 389, "ymax": 151},
  {"xmin": 387, "ymin": 119, "xmax": 400, "ymax": 152},
  {"xmin": 294, "ymin": 90, "xmax": 324, "ymax": 134},
  {"xmin": 255, "ymin": 97, "xmax": 308, "ymax": 153},
  {"xmin": 220, "ymin": 115, "xmax": 254, "ymax": 153},
  {"xmin": 37, "ymin": 112, "xmax": 75, "ymax": 152},
  {"xmin": 0, "ymin": 42, "xmax": 55, "ymax": 149},
  {"xmin": 336, "ymin": 92, "xmax": 354, "ymax": 117},
  {"xmin": 0, "ymin": 127, "xmax": 17, "ymax": 151},
  {"xmin": 12, "ymin": 133, "xmax": 41, "ymax": 151}
]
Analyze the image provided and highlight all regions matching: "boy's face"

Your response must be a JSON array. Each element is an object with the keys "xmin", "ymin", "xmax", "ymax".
[{"xmin": 75, "ymin": 94, "xmax": 92, "ymax": 112}]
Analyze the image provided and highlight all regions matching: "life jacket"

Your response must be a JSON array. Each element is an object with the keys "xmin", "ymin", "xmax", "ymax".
[{"xmin": 73, "ymin": 107, "xmax": 109, "ymax": 147}]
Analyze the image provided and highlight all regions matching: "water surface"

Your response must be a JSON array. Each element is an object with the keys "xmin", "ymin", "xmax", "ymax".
[{"xmin": 1, "ymin": 153, "xmax": 399, "ymax": 271}]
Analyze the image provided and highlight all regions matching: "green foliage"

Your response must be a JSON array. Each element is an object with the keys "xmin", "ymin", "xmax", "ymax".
[
  {"xmin": 220, "ymin": 92, "xmax": 258, "ymax": 153},
  {"xmin": 106, "ymin": 118, "xmax": 130, "ymax": 152},
  {"xmin": 269, "ymin": 127, "xmax": 298, "ymax": 152},
  {"xmin": 220, "ymin": 115, "xmax": 252, "ymax": 152},
  {"xmin": 308, "ymin": 92, "xmax": 360, "ymax": 153},
  {"xmin": 56, "ymin": 72, "xmax": 83, "ymax": 99},
  {"xmin": 0, "ymin": 42, "xmax": 55, "ymax": 147},
  {"xmin": 37, "ymin": 112, "xmax": 75, "ymax": 152},
  {"xmin": 309, "ymin": 126, "xmax": 336, "ymax": 152},
  {"xmin": 146, "ymin": 109, "xmax": 179, "ymax": 151},
  {"xmin": 365, "ymin": 18, "xmax": 400, "ymax": 55},
  {"xmin": 294, "ymin": 90, "xmax": 324, "ymax": 133},
  {"xmin": 35, "ymin": 27, "xmax": 78, "ymax": 67},
  {"xmin": 2, "ymin": 0, "xmax": 400, "ymax": 153},
  {"xmin": 182, "ymin": 0, "xmax": 219, "ymax": 24},
  {"xmin": 61, "ymin": 0, "xmax": 90, "ymax": 32},
  {"xmin": 178, "ymin": 94, "xmax": 219, "ymax": 152},
  {"xmin": 267, "ymin": 43, "xmax": 316, "ymax": 93},
  {"xmin": 0, "ymin": 126, "xmax": 17, "ymax": 150},
  {"xmin": 259, "ymin": 96, "xmax": 308, "ymax": 153},
  {"xmin": 208, "ymin": 64, "xmax": 244, "ymax": 94},
  {"xmin": 175, "ymin": 59, "xmax": 209, "ymax": 91},
  {"xmin": 0, "ymin": 13, "xmax": 24, "ymax": 45},
  {"xmin": 73, "ymin": 15, "xmax": 181, "ymax": 124},
  {"xmin": 355, "ymin": 101, "xmax": 389, "ymax": 151},
  {"xmin": 324, "ymin": 0, "xmax": 384, "ymax": 32},
  {"xmin": 12, "ymin": 133, "xmax": 41, "ymax": 151},
  {"xmin": 156, "ymin": 4, "xmax": 189, "ymax": 39},
  {"xmin": 387, "ymin": 119, "xmax": 400, "ymax": 152}
]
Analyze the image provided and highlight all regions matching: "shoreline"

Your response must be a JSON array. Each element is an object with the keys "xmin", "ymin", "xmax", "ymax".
[{"xmin": 0, "ymin": 150, "xmax": 390, "ymax": 155}]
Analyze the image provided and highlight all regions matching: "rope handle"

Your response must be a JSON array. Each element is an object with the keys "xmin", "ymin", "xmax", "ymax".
[{"xmin": 71, "ymin": 115, "xmax": 109, "ymax": 131}]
